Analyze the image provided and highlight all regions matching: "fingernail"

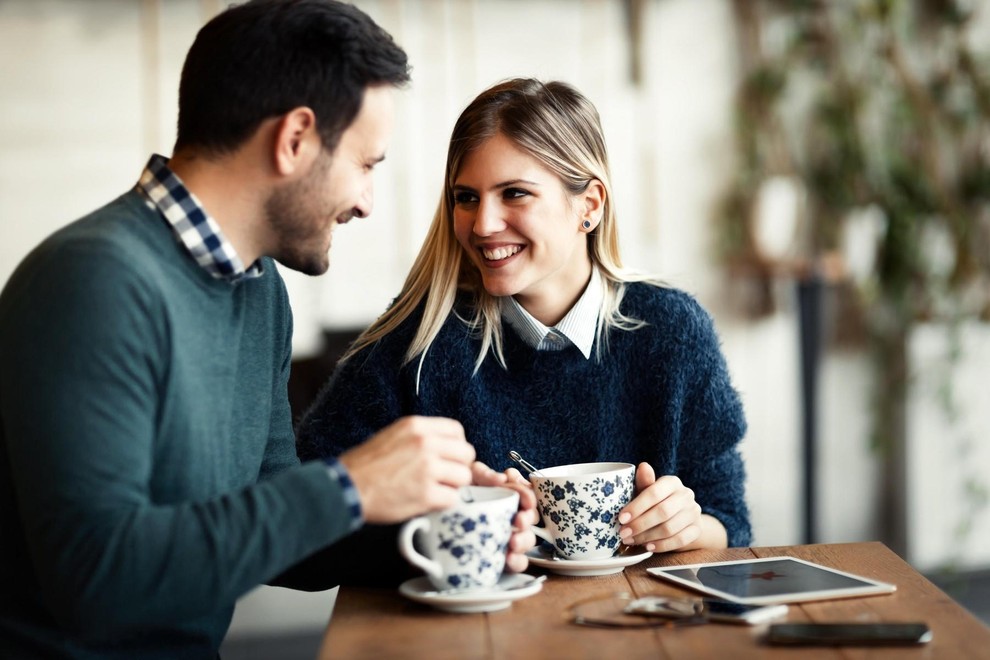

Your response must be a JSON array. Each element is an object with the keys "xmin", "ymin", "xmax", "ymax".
[
  {"xmin": 646, "ymin": 543, "xmax": 656, "ymax": 552},
  {"xmin": 619, "ymin": 527, "xmax": 632, "ymax": 539},
  {"xmin": 622, "ymin": 537, "xmax": 634, "ymax": 545},
  {"xmin": 618, "ymin": 513, "xmax": 631, "ymax": 524}
]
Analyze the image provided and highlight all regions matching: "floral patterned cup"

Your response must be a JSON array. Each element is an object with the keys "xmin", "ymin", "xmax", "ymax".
[
  {"xmin": 398, "ymin": 486, "xmax": 519, "ymax": 591},
  {"xmin": 530, "ymin": 462, "xmax": 635, "ymax": 560}
]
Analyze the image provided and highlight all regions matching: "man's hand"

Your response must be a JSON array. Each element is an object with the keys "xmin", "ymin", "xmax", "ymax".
[
  {"xmin": 338, "ymin": 416, "xmax": 475, "ymax": 524},
  {"xmin": 472, "ymin": 464, "xmax": 538, "ymax": 572}
]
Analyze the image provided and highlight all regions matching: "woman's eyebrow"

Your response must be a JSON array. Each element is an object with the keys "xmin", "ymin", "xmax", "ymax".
[
  {"xmin": 492, "ymin": 179, "xmax": 539, "ymax": 190},
  {"xmin": 453, "ymin": 179, "xmax": 540, "ymax": 192}
]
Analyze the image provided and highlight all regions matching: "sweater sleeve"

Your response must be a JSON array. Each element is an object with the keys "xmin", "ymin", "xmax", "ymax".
[
  {"xmin": 289, "ymin": 330, "xmax": 420, "ymax": 588},
  {"xmin": 663, "ymin": 294, "xmax": 752, "ymax": 547},
  {"xmin": 0, "ymin": 244, "xmax": 353, "ymax": 640}
]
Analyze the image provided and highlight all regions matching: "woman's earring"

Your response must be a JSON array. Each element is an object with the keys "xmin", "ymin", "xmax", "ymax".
[{"xmin": 582, "ymin": 220, "xmax": 592, "ymax": 229}]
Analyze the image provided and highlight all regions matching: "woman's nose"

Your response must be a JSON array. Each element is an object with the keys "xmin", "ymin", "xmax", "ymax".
[{"xmin": 472, "ymin": 198, "xmax": 506, "ymax": 236}]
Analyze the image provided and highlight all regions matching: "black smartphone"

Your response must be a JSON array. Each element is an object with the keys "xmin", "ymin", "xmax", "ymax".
[{"xmin": 766, "ymin": 622, "xmax": 932, "ymax": 646}]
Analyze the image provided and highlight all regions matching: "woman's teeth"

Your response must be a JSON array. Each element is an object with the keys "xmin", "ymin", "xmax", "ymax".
[{"xmin": 482, "ymin": 245, "xmax": 521, "ymax": 261}]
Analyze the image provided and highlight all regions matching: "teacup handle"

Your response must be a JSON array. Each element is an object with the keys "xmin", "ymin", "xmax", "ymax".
[
  {"xmin": 398, "ymin": 517, "xmax": 443, "ymax": 579},
  {"xmin": 530, "ymin": 525, "xmax": 554, "ymax": 547}
]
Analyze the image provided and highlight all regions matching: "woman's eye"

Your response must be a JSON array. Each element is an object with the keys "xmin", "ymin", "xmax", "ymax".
[
  {"xmin": 453, "ymin": 191, "xmax": 478, "ymax": 206},
  {"xmin": 503, "ymin": 187, "xmax": 529, "ymax": 200}
]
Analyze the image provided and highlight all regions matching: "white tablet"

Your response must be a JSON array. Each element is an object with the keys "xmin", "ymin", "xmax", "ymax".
[{"xmin": 647, "ymin": 556, "xmax": 896, "ymax": 605}]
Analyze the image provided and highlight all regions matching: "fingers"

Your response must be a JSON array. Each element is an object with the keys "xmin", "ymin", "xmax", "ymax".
[
  {"xmin": 497, "ymin": 473, "xmax": 539, "ymax": 573},
  {"xmin": 503, "ymin": 467, "xmax": 529, "ymax": 486},
  {"xmin": 471, "ymin": 461, "xmax": 507, "ymax": 486},
  {"xmin": 515, "ymin": 486, "xmax": 537, "ymax": 521},
  {"xmin": 421, "ymin": 482, "xmax": 466, "ymax": 511},
  {"xmin": 504, "ymin": 525, "xmax": 537, "ymax": 573},
  {"xmin": 618, "ymin": 469, "xmax": 672, "ymax": 525},
  {"xmin": 338, "ymin": 416, "xmax": 476, "ymax": 524},
  {"xmin": 500, "ymin": 481, "xmax": 537, "ymax": 522},
  {"xmin": 471, "ymin": 463, "xmax": 537, "ymax": 526},
  {"xmin": 635, "ymin": 461, "xmax": 656, "ymax": 493},
  {"xmin": 406, "ymin": 415, "xmax": 471, "ymax": 440},
  {"xmin": 624, "ymin": 501, "xmax": 703, "ymax": 551},
  {"xmin": 618, "ymin": 474, "xmax": 702, "ymax": 551},
  {"xmin": 432, "ymin": 459, "xmax": 475, "ymax": 489},
  {"xmin": 504, "ymin": 548, "xmax": 530, "ymax": 574}
]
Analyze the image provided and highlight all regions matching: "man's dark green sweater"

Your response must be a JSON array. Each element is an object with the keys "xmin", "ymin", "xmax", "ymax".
[{"xmin": 0, "ymin": 191, "xmax": 350, "ymax": 658}]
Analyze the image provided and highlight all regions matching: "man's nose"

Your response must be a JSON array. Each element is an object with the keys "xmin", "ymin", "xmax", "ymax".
[{"xmin": 353, "ymin": 183, "xmax": 374, "ymax": 219}]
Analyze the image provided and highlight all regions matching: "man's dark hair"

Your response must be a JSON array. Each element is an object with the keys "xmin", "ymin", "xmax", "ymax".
[{"xmin": 175, "ymin": 0, "xmax": 409, "ymax": 155}]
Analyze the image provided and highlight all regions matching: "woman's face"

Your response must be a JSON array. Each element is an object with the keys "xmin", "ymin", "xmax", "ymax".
[{"xmin": 451, "ymin": 133, "xmax": 597, "ymax": 325}]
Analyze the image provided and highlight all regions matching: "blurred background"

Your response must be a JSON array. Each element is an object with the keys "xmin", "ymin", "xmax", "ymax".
[{"xmin": 1, "ymin": 0, "xmax": 988, "ymax": 656}]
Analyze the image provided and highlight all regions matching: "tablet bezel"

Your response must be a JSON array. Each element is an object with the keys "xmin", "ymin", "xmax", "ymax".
[{"xmin": 646, "ymin": 556, "xmax": 897, "ymax": 605}]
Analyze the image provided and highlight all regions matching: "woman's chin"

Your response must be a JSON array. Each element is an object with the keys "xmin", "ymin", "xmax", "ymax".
[{"xmin": 481, "ymin": 279, "xmax": 520, "ymax": 298}]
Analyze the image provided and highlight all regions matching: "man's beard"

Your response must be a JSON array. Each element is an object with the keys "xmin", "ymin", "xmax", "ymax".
[{"xmin": 264, "ymin": 156, "xmax": 333, "ymax": 276}]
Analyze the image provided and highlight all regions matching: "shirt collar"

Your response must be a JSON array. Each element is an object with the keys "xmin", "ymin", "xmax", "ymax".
[
  {"xmin": 135, "ymin": 154, "xmax": 263, "ymax": 282},
  {"xmin": 501, "ymin": 267, "xmax": 603, "ymax": 359}
]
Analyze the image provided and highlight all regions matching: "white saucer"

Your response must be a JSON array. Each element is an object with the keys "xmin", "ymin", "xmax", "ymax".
[
  {"xmin": 525, "ymin": 546, "xmax": 653, "ymax": 577},
  {"xmin": 398, "ymin": 573, "xmax": 544, "ymax": 613}
]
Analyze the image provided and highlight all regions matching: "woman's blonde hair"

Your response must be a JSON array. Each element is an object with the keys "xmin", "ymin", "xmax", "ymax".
[{"xmin": 343, "ymin": 78, "xmax": 660, "ymax": 371}]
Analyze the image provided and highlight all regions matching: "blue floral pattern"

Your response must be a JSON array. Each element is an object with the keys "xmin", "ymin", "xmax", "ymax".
[
  {"xmin": 534, "ymin": 471, "xmax": 634, "ymax": 559},
  {"xmin": 404, "ymin": 494, "xmax": 517, "ymax": 591},
  {"xmin": 433, "ymin": 511, "xmax": 507, "ymax": 589}
]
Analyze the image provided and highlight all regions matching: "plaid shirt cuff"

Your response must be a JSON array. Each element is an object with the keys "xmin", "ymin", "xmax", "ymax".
[{"xmin": 323, "ymin": 458, "xmax": 363, "ymax": 531}]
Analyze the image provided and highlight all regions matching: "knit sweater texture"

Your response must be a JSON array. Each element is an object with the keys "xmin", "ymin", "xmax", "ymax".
[
  {"xmin": 297, "ymin": 283, "xmax": 751, "ymax": 581},
  {"xmin": 0, "ymin": 191, "xmax": 351, "ymax": 659}
]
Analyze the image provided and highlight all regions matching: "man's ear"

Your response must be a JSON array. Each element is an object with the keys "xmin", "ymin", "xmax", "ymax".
[
  {"xmin": 273, "ymin": 107, "xmax": 319, "ymax": 176},
  {"xmin": 580, "ymin": 179, "xmax": 606, "ymax": 232}
]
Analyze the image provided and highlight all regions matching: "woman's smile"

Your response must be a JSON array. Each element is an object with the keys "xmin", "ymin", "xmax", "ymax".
[{"xmin": 479, "ymin": 244, "xmax": 524, "ymax": 264}]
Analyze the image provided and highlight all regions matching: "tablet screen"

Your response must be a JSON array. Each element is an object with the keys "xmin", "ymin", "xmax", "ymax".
[{"xmin": 647, "ymin": 557, "xmax": 896, "ymax": 604}]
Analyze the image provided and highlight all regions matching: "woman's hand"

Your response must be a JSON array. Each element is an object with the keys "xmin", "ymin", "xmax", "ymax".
[
  {"xmin": 617, "ymin": 462, "xmax": 726, "ymax": 552},
  {"xmin": 472, "ymin": 463, "xmax": 538, "ymax": 572}
]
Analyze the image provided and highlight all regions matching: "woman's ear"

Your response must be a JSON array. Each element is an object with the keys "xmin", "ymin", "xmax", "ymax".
[
  {"xmin": 273, "ymin": 106, "xmax": 319, "ymax": 176},
  {"xmin": 579, "ymin": 179, "xmax": 606, "ymax": 232}
]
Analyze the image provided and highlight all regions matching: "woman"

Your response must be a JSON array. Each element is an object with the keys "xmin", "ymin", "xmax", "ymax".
[{"xmin": 298, "ymin": 78, "xmax": 751, "ymax": 553}]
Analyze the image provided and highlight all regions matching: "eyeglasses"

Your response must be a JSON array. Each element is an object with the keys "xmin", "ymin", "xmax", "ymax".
[{"xmin": 568, "ymin": 592, "xmax": 708, "ymax": 629}]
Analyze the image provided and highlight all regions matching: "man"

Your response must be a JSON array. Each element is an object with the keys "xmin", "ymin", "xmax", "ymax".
[{"xmin": 0, "ymin": 1, "xmax": 535, "ymax": 657}]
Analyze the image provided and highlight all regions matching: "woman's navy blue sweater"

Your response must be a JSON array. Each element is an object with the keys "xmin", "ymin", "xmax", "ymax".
[{"xmin": 296, "ymin": 282, "xmax": 751, "ymax": 583}]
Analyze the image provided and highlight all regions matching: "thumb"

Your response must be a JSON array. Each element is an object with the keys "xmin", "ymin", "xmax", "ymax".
[{"xmin": 635, "ymin": 462, "xmax": 656, "ymax": 494}]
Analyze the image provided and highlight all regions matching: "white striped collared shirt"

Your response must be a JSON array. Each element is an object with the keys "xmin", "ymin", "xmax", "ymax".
[{"xmin": 500, "ymin": 267, "xmax": 603, "ymax": 359}]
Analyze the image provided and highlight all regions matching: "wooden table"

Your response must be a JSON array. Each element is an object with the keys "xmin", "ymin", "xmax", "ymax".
[{"xmin": 319, "ymin": 542, "xmax": 990, "ymax": 658}]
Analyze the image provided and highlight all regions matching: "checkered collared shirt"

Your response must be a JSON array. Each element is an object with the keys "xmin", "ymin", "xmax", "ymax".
[
  {"xmin": 134, "ymin": 153, "xmax": 364, "ymax": 530},
  {"xmin": 135, "ymin": 153, "xmax": 263, "ymax": 283}
]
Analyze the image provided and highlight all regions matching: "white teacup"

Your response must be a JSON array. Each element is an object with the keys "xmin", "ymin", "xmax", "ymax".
[
  {"xmin": 530, "ymin": 462, "xmax": 635, "ymax": 560},
  {"xmin": 398, "ymin": 486, "xmax": 519, "ymax": 591}
]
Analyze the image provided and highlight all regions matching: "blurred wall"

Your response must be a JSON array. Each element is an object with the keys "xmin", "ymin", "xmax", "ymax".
[{"xmin": 2, "ymin": 0, "xmax": 987, "ymax": 642}]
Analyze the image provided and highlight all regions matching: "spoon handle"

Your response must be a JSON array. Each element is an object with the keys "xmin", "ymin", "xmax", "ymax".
[{"xmin": 507, "ymin": 450, "xmax": 542, "ymax": 477}]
